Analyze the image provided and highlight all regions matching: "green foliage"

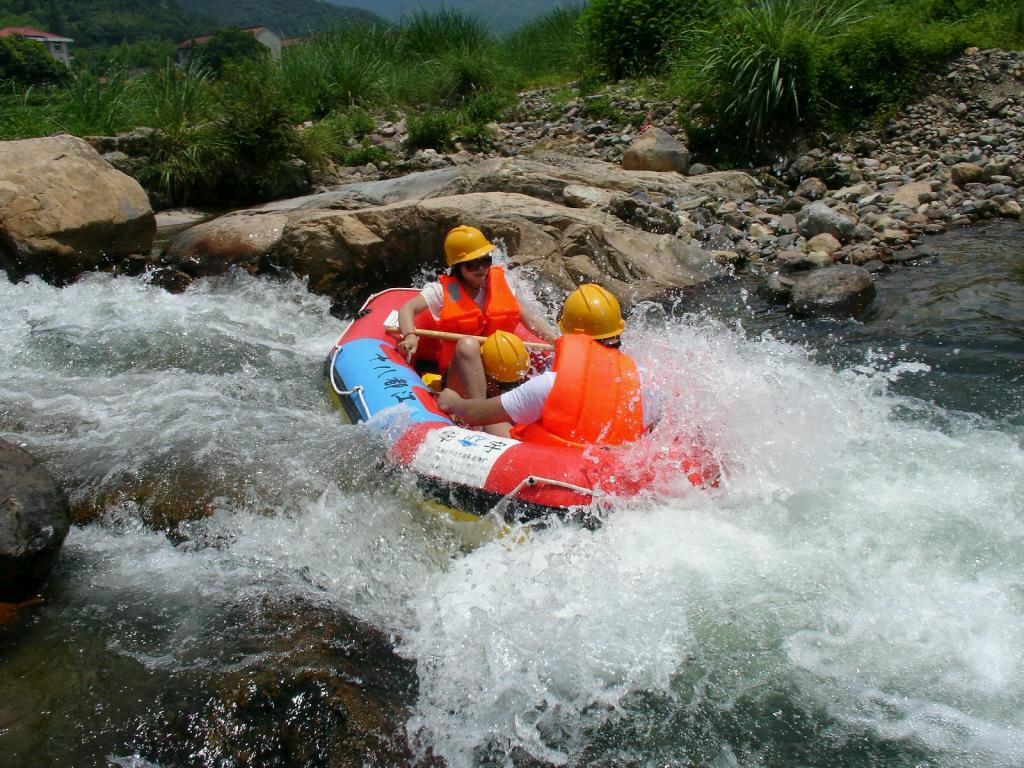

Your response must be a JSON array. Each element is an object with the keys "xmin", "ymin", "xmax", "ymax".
[
  {"xmin": 339, "ymin": 140, "xmax": 390, "ymax": 167},
  {"xmin": 672, "ymin": 0, "xmax": 866, "ymax": 151},
  {"xmin": 173, "ymin": 0, "xmax": 382, "ymax": 38},
  {"xmin": 192, "ymin": 26, "xmax": 266, "ymax": 77},
  {"xmin": 580, "ymin": 94, "xmax": 625, "ymax": 122},
  {"xmin": 133, "ymin": 60, "xmax": 228, "ymax": 205},
  {"xmin": 399, "ymin": 8, "xmax": 493, "ymax": 59},
  {"xmin": 497, "ymin": 5, "xmax": 589, "ymax": 84},
  {"xmin": 818, "ymin": 9, "xmax": 971, "ymax": 126},
  {"xmin": 0, "ymin": 35, "xmax": 69, "ymax": 85},
  {"xmin": 213, "ymin": 57, "xmax": 301, "ymax": 202},
  {"xmin": 293, "ymin": 107, "xmax": 385, "ymax": 169},
  {"xmin": 0, "ymin": 83, "xmax": 58, "ymax": 138},
  {"xmin": 278, "ymin": 25, "xmax": 394, "ymax": 116},
  {"xmin": 0, "ymin": 0, "xmax": 208, "ymax": 47},
  {"xmin": 73, "ymin": 39, "xmax": 176, "ymax": 75},
  {"xmin": 405, "ymin": 108, "xmax": 457, "ymax": 150},
  {"xmin": 578, "ymin": 0, "xmax": 718, "ymax": 78},
  {"xmin": 58, "ymin": 69, "xmax": 136, "ymax": 135}
]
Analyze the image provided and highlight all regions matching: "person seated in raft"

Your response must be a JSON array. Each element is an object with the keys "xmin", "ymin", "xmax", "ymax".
[
  {"xmin": 437, "ymin": 284, "xmax": 659, "ymax": 447},
  {"xmin": 396, "ymin": 224, "xmax": 558, "ymax": 402},
  {"xmin": 476, "ymin": 330, "xmax": 532, "ymax": 438}
]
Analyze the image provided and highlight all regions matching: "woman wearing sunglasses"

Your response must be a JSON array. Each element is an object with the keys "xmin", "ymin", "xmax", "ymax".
[{"xmin": 396, "ymin": 225, "xmax": 557, "ymax": 410}]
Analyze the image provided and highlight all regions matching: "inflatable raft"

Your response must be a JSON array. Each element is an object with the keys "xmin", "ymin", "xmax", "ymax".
[{"xmin": 324, "ymin": 288, "xmax": 720, "ymax": 522}]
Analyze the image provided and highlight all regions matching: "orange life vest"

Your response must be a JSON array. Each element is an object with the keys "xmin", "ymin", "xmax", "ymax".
[
  {"xmin": 436, "ymin": 267, "xmax": 520, "ymax": 372},
  {"xmin": 511, "ymin": 334, "xmax": 644, "ymax": 448}
]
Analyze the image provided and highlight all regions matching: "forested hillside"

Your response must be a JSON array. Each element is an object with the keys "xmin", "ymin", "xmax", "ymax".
[
  {"xmin": 326, "ymin": 0, "xmax": 572, "ymax": 31},
  {"xmin": 0, "ymin": 0, "xmax": 381, "ymax": 47},
  {"xmin": 174, "ymin": 0, "xmax": 382, "ymax": 38},
  {"xmin": 0, "ymin": 0, "xmax": 207, "ymax": 46}
]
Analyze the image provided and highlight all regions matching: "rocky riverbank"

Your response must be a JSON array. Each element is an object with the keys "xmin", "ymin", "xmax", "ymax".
[
  {"xmin": 70, "ymin": 47, "xmax": 1024, "ymax": 319},
  {"xmin": 4, "ymin": 47, "xmax": 1023, "ymax": 316}
]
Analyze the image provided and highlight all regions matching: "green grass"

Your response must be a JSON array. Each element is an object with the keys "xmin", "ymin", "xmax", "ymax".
[{"xmin": 5, "ymin": 3, "xmax": 1021, "ymax": 203}]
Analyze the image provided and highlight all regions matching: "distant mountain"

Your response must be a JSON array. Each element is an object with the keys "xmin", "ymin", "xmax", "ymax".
[
  {"xmin": 324, "ymin": 0, "xmax": 574, "ymax": 32},
  {"xmin": 174, "ymin": 0, "xmax": 382, "ymax": 38}
]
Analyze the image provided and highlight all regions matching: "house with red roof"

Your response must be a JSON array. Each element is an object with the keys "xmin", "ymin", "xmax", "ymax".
[
  {"xmin": 177, "ymin": 26, "xmax": 282, "ymax": 66},
  {"xmin": 0, "ymin": 26, "xmax": 73, "ymax": 66}
]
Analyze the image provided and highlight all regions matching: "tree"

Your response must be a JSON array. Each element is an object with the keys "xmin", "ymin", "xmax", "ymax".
[
  {"xmin": 193, "ymin": 26, "xmax": 266, "ymax": 76},
  {"xmin": 0, "ymin": 34, "xmax": 69, "ymax": 85}
]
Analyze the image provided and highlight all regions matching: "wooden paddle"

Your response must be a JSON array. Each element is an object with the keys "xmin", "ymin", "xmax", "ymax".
[{"xmin": 384, "ymin": 325, "xmax": 554, "ymax": 351}]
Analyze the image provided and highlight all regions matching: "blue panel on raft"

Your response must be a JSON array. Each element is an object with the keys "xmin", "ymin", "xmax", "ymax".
[{"xmin": 332, "ymin": 338, "xmax": 451, "ymax": 425}]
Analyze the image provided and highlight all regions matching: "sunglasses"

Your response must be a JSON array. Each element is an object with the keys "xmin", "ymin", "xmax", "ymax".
[{"xmin": 461, "ymin": 256, "xmax": 492, "ymax": 270}]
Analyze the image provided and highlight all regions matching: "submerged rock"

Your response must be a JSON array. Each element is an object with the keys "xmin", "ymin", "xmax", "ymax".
[
  {"xmin": 789, "ymin": 264, "xmax": 876, "ymax": 318},
  {"xmin": 0, "ymin": 439, "xmax": 70, "ymax": 601}
]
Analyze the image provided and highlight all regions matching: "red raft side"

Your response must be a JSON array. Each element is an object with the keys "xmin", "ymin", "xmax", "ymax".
[{"xmin": 390, "ymin": 421, "xmax": 721, "ymax": 514}]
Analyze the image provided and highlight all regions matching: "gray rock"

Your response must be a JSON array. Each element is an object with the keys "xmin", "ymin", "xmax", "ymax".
[
  {"xmin": 789, "ymin": 265, "xmax": 876, "ymax": 318},
  {"xmin": 794, "ymin": 177, "xmax": 827, "ymax": 200},
  {"xmin": 796, "ymin": 201, "xmax": 856, "ymax": 242},
  {"xmin": 951, "ymin": 162, "xmax": 986, "ymax": 186},
  {"xmin": 0, "ymin": 439, "xmax": 70, "ymax": 601}
]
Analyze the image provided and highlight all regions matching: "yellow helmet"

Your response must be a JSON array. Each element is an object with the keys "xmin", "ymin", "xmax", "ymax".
[
  {"xmin": 558, "ymin": 284, "xmax": 625, "ymax": 339},
  {"xmin": 481, "ymin": 330, "xmax": 530, "ymax": 383},
  {"xmin": 444, "ymin": 225, "xmax": 495, "ymax": 267}
]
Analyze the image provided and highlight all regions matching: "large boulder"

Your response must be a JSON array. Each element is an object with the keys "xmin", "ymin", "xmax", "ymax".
[
  {"xmin": 621, "ymin": 127, "xmax": 691, "ymax": 174},
  {"xmin": 0, "ymin": 134, "xmax": 156, "ymax": 284},
  {"xmin": 0, "ymin": 439, "xmax": 70, "ymax": 601},
  {"xmin": 260, "ymin": 153, "xmax": 760, "ymax": 214},
  {"xmin": 163, "ymin": 191, "xmax": 727, "ymax": 311}
]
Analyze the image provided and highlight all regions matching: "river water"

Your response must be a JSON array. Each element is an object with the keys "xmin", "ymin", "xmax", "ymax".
[{"xmin": 1, "ymin": 222, "xmax": 1022, "ymax": 767}]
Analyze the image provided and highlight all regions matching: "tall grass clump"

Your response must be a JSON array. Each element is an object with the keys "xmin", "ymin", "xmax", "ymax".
[
  {"xmin": 57, "ymin": 69, "xmax": 137, "ymax": 136},
  {"xmin": 133, "ymin": 60, "xmax": 230, "ymax": 205},
  {"xmin": 391, "ymin": 9, "xmax": 511, "ymax": 106},
  {"xmin": 674, "ymin": 0, "xmax": 867, "ymax": 150},
  {"xmin": 0, "ymin": 85, "xmax": 59, "ymax": 140},
  {"xmin": 498, "ymin": 6, "xmax": 589, "ymax": 84},
  {"xmin": 579, "ymin": 0, "xmax": 719, "ymax": 78},
  {"xmin": 278, "ymin": 25, "xmax": 395, "ymax": 116},
  {"xmin": 399, "ymin": 8, "xmax": 493, "ymax": 59}
]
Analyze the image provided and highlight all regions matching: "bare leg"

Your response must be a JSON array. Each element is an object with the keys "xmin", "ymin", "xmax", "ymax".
[{"xmin": 446, "ymin": 338, "xmax": 487, "ymax": 400}]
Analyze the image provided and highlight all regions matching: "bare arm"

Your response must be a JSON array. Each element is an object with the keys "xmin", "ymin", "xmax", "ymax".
[
  {"xmin": 397, "ymin": 294, "xmax": 428, "ymax": 361},
  {"xmin": 519, "ymin": 303, "xmax": 558, "ymax": 343},
  {"xmin": 437, "ymin": 388, "xmax": 511, "ymax": 426}
]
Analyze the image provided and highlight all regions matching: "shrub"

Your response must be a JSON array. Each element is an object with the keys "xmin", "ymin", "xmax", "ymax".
[
  {"xmin": 579, "ymin": 0, "xmax": 718, "ymax": 78},
  {"xmin": 133, "ymin": 60, "xmax": 228, "ymax": 205},
  {"xmin": 818, "ymin": 10, "xmax": 972, "ymax": 126},
  {"xmin": 212, "ymin": 58, "xmax": 301, "ymax": 203},
  {"xmin": 193, "ymin": 27, "xmax": 267, "ymax": 77},
  {"xmin": 0, "ymin": 35, "xmax": 70, "ymax": 86},
  {"xmin": 405, "ymin": 108, "xmax": 456, "ymax": 150}
]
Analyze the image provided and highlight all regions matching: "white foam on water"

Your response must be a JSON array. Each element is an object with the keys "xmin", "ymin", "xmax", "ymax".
[
  {"xmin": 402, "ymin": 311, "xmax": 1024, "ymax": 767},
  {"xmin": 4, "ymin": 272, "xmax": 1023, "ymax": 767}
]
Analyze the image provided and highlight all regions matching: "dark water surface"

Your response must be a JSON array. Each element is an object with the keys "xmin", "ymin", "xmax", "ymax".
[{"xmin": 1, "ymin": 222, "xmax": 1022, "ymax": 767}]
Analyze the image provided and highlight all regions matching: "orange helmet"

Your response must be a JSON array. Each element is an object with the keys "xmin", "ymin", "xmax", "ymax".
[
  {"xmin": 558, "ymin": 284, "xmax": 625, "ymax": 339},
  {"xmin": 444, "ymin": 225, "xmax": 495, "ymax": 267},
  {"xmin": 481, "ymin": 330, "xmax": 530, "ymax": 383}
]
